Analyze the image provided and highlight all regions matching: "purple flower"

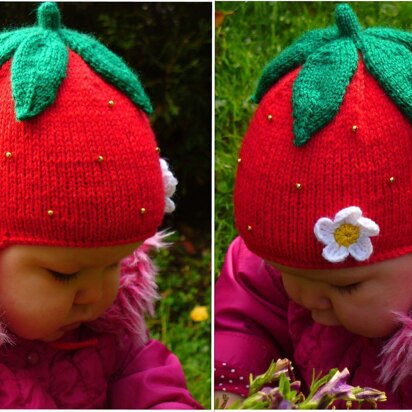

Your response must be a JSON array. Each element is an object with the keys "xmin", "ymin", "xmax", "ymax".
[
  {"xmin": 257, "ymin": 386, "xmax": 295, "ymax": 409},
  {"xmin": 354, "ymin": 388, "xmax": 387, "ymax": 402},
  {"xmin": 290, "ymin": 380, "xmax": 301, "ymax": 392},
  {"xmin": 311, "ymin": 369, "xmax": 356, "ymax": 403},
  {"xmin": 272, "ymin": 358, "xmax": 293, "ymax": 380},
  {"xmin": 259, "ymin": 386, "xmax": 273, "ymax": 395},
  {"xmin": 278, "ymin": 399, "xmax": 295, "ymax": 409},
  {"xmin": 258, "ymin": 387, "xmax": 282, "ymax": 403}
]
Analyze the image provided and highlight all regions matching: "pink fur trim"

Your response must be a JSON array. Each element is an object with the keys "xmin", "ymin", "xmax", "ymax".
[
  {"xmin": 87, "ymin": 231, "xmax": 171, "ymax": 347},
  {"xmin": 378, "ymin": 311, "xmax": 412, "ymax": 390},
  {"xmin": 0, "ymin": 320, "xmax": 12, "ymax": 346}
]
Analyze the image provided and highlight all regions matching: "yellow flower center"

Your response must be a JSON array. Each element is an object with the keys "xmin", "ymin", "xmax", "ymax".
[{"xmin": 334, "ymin": 223, "xmax": 360, "ymax": 247}]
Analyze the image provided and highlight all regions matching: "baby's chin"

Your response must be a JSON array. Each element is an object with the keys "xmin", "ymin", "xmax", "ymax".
[
  {"xmin": 342, "ymin": 325, "xmax": 397, "ymax": 339},
  {"xmin": 341, "ymin": 321, "xmax": 400, "ymax": 339},
  {"xmin": 40, "ymin": 331, "xmax": 66, "ymax": 342},
  {"xmin": 7, "ymin": 326, "xmax": 66, "ymax": 343}
]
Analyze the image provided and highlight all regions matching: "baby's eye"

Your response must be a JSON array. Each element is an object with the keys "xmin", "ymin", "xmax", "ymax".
[
  {"xmin": 107, "ymin": 262, "xmax": 120, "ymax": 271},
  {"xmin": 331, "ymin": 282, "xmax": 362, "ymax": 295},
  {"xmin": 49, "ymin": 270, "xmax": 79, "ymax": 283}
]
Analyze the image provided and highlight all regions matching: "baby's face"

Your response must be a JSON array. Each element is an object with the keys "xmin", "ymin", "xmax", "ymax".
[
  {"xmin": 269, "ymin": 254, "xmax": 412, "ymax": 338},
  {"xmin": 0, "ymin": 242, "xmax": 140, "ymax": 342}
]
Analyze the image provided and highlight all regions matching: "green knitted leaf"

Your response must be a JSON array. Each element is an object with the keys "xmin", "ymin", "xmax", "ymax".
[
  {"xmin": 60, "ymin": 29, "xmax": 153, "ymax": 114},
  {"xmin": 292, "ymin": 39, "xmax": 358, "ymax": 146},
  {"xmin": 366, "ymin": 28, "xmax": 412, "ymax": 51},
  {"xmin": 253, "ymin": 26, "xmax": 338, "ymax": 103},
  {"xmin": 0, "ymin": 2, "xmax": 152, "ymax": 120},
  {"xmin": 361, "ymin": 35, "xmax": 412, "ymax": 120},
  {"xmin": 252, "ymin": 3, "xmax": 411, "ymax": 147},
  {"xmin": 12, "ymin": 31, "xmax": 68, "ymax": 120},
  {"xmin": 0, "ymin": 28, "xmax": 39, "ymax": 67}
]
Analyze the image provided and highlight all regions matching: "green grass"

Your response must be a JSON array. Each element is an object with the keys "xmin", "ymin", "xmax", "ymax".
[
  {"xmin": 148, "ymin": 232, "xmax": 211, "ymax": 408},
  {"xmin": 215, "ymin": 1, "xmax": 412, "ymax": 275}
]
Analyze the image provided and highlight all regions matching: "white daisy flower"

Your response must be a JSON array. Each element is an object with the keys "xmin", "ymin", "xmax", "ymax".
[
  {"xmin": 314, "ymin": 206, "xmax": 379, "ymax": 263},
  {"xmin": 160, "ymin": 158, "xmax": 178, "ymax": 213}
]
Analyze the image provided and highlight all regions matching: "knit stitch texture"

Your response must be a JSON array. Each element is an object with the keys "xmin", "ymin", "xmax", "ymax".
[
  {"xmin": 235, "ymin": 4, "xmax": 412, "ymax": 268},
  {"xmin": 7, "ymin": 2, "xmax": 152, "ymax": 120},
  {"xmin": 0, "ymin": 2, "xmax": 165, "ymax": 248},
  {"xmin": 253, "ymin": 4, "xmax": 412, "ymax": 146}
]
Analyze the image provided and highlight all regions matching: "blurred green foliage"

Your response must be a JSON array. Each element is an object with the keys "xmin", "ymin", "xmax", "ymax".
[
  {"xmin": 149, "ymin": 232, "xmax": 211, "ymax": 407},
  {"xmin": 215, "ymin": 1, "xmax": 412, "ymax": 275},
  {"xmin": 0, "ymin": 2, "xmax": 211, "ymax": 240}
]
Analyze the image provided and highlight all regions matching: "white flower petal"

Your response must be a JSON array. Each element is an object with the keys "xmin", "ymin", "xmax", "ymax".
[
  {"xmin": 314, "ymin": 218, "xmax": 338, "ymax": 244},
  {"xmin": 334, "ymin": 206, "xmax": 362, "ymax": 225},
  {"xmin": 348, "ymin": 235, "xmax": 373, "ymax": 261},
  {"xmin": 164, "ymin": 198, "xmax": 176, "ymax": 214},
  {"xmin": 314, "ymin": 206, "xmax": 380, "ymax": 263},
  {"xmin": 160, "ymin": 158, "xmax": 178, "ymax": 214},
  {"xmin": 357, "ymin": 217, "xmax": 380, "ymax": 237},
  {"xmin": 322, "ymin": 242, "xmax": 349, "ymax": 263}
]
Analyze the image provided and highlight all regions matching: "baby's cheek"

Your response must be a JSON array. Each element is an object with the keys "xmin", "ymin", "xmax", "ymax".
[
  {"xmin": 0, "ymin": 288, "xmax": 74, "ymax": 340},
  {"xmin": 335, "ymin": 301, "xmax": 397, "ymax": 338},
  {"xmin": 6, "ymin": 303, "xmax": 70, "ymax": 339},
  {"xmin": 281, "ymin": 275, "xmax": 301, "ymax": 305},
  {"xmin": 102, "ymin": 272, "xmax": 121, "ymax": 308}
]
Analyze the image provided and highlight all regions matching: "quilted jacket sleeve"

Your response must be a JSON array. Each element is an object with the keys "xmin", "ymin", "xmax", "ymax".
[
  {"xmin": 215, "ymin": 236, "xmax": 293, "ymax": 395},
  {"xmin": 0, "ymin": 364, "xmax": 57, "ymax": 408},
  {"xmin": 107, "ymin": 338, "xmax": 202, "ymax": 409}
]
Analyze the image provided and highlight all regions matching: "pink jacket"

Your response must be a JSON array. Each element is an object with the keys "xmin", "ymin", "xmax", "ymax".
[
  {"xmin": 0, "ymin": 235, "xmax": 201, "ymax": 409},
  {"xmin": 215, "ymin": 236, "xmax": 412, "ymax": 409}
]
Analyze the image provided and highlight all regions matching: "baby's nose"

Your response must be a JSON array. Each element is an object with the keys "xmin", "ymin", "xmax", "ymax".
[{"xmin": 74, "ymin": 278, "xmax": 104, "ymax": 306}]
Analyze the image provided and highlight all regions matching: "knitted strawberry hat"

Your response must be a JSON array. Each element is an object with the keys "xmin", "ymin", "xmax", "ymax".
[
  {"xmin": 0, "ymin": 2, "xmax": 174, "ymax": 249},
  {"xmin": 234, "ymin": 4, "xmax": 412, "ymax": 268}
]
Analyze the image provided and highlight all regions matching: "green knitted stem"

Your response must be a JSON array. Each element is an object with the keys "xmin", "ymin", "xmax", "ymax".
[
  {"xmin": 253, "ymin": 3, "xmax": 412, "ymax": 146},
  {"xmin": 361, "ymin": 36, "xmax": 412, "ymax": 120},
  {"xmin": 0, "ymin": 29, "xmax": 38, "ymax": 67},
  {"xmin": 12, "ymin": 31, "xmax": 68, "ymax": 120},
  {"xmin": 335, "ymin": 3, "xmax": 362, "ymax": 45},
  {"xmin": 37, "ymin": 2, "xmax": 61, "ymax": 31},
  {"xmin": 0, "ymin": 2, "xmax": 152, "ymax": 120},
  {"xmin": 293, "ymin": 39, "xmax": 358, "ymax": 146}
]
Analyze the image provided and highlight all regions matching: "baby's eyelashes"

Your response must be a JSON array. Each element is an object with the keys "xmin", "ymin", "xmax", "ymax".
[
  {"xmin": 48, "ymin": 262, "xmax": 120, "ymax": 283},
  {"xmin": 330, "ymin": 281, "xmax": 362, "ymax": 295},
  {"xmin": 48, "ymin": 270, "xmax": 79, "ymax": 283}
]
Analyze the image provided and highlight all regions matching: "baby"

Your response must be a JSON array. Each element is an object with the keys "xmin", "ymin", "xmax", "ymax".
[
  {"xmin": 215, "ymin": 4, "xmax": 412, "ymax": 409},
  {"xmin": 0, "ymin": 2, "xmax": 201, "ymax": 409}
]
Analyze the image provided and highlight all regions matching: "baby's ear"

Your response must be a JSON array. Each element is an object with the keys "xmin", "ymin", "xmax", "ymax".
[{"xmin": 160, "ymin": 158, "xmax": 178, "ymax": 214}]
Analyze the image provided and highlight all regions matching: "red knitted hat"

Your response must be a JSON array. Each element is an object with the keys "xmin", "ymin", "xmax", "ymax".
[
  {"xmin": 0, "ymin": 2, "xmax": 169, "ymax": 249},
  {"xmin": 234, "ymin": 4, "xmax": 412, "ymax": 268}
]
